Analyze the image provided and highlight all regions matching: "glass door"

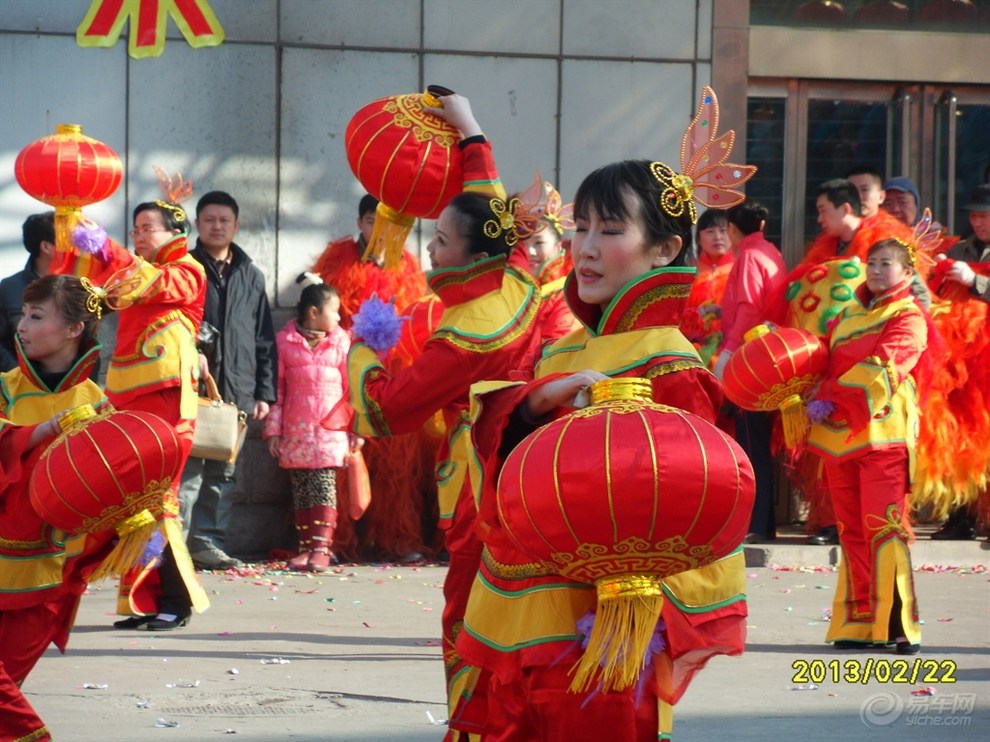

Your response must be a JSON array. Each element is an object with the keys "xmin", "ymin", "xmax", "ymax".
[{"xmin": 746, "ymin": 81, "xmax": 990, "ymax": 262}]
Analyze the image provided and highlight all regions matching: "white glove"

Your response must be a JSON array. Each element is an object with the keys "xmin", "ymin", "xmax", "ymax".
[
  {"xmin": 713, "ymin": 352, "xmax": 730, "ymax": 381},
  {"xmin": 946, "ymin": 261, "xmax": 977, "ymax": 287}
]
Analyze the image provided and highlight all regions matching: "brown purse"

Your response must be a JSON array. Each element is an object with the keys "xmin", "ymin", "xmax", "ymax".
[{"xmin": 190, "ymin": 373, "xmax": 248, "ymax": 464}]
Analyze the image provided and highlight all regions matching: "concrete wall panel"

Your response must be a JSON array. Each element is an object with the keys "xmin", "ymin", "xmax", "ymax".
[
  {"xmin": 278, "ymin": 47, "xmax": 419, "ymax": 306},
  {"xmin": 280, "ymin": 0, "xmax": 421, "ymax": 48},
  {"xmin": 423, "ymin": 54, "xmax": 559, "ymax": 197},
  {"xmin": 562, "ymin": 0, "xmax": 697, "ymax": 60},
  {"xmin": 424, "ymin": 0, "xmax": 560, "ymax": 55},
  {"xmin": 558, "ymin": 59, "xmax": 693, "ymax": 202}
]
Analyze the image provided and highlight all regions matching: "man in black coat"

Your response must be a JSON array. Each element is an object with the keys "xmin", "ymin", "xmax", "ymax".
[
  {"xmin": 180, "ymin": 191, "xmax": 277, "ymax": 568},
  {"xmin": 0, "ymin": 212, "xmax": 55, "ymax": 371}
]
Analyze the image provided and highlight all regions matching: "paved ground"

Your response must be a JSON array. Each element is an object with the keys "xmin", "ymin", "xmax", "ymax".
[{"xmin": 22, "ymin": 540, "xmax": 990, "ymax": 742}]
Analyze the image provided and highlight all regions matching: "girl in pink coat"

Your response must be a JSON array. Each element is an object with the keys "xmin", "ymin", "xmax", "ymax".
[{"xmin": 264, "ymin": 281, "xmax": 354, "ymax": 572}]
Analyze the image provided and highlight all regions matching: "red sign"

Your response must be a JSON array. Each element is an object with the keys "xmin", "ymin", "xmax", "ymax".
[{"xmin": 77, "ymin": 0, "xmax": 224, "ymax": 59}]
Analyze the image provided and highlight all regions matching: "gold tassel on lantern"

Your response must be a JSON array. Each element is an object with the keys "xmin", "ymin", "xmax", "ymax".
[
  {"xmin": 570, "ymin": 574, "xmax": 666, "ymax": 693},
  {"xmin": 362, "ymin": 203, "xmax": 416, "ymax": 270},
  {"xmin": 780, "ymin": 394, "xmax": 810, "ymax": 449},
  {"xmin": 88, "ymin": 509, "xmax": 160, "ymax": 583}
]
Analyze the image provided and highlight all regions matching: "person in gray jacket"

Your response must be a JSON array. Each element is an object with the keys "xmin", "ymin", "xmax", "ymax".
[
  {"xmin": 0, "ymin": 212, "xmax": 55, "ymax": 371},
  {"xmin": 180, "ymin": 191, "xmax": 277, "ymax": 569}
]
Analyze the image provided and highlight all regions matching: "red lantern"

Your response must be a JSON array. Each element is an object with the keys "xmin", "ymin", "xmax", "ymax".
[
  {"xmin": 29, "ymin": 408, "xmax": 182, "ymax": 579},
  {"xmin": 345, "ymin": 87, "xmax": 463, "ymax": 268},
  {"xmin": 722, "ymin": 325, "xmax": 829, "ymax": 448},
  {"xmin": 15, "ymin": 124, "xmax": 124, "ymax": 278},
  {"xmin": 496, "ymin": 378, "xmax": 754, "ymax": 692}
]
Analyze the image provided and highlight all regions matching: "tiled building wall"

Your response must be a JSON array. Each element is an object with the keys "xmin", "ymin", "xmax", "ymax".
[{"xmin": 0, "ymin": 0, "xmax": 715, "ymax": 556}]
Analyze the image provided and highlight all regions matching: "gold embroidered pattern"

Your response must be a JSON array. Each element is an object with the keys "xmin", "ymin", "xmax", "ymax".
[
  {"xmin": 481, "ymin": 546, "xmax": 558, "ymax": 580},
  {"xmin": 385, "ymin": 94, "xmax": 458, "ymax": 148},
  {"xmin": 550, "ymin": 535, "xmax": 713, "ymax": 582},
  {"xmin": 644, "ymin": 358, "xmax": 705, "ymax": 378},
  {"xmin": 614, "ymin": 282, "xmax": 691, "ymax": 333}
]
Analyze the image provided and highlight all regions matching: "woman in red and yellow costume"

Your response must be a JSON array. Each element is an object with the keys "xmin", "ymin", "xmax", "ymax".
[
  {"xmin": 54, "ymin": 183, "xmax": 209, "ymax": 631},
  {"xmin": 0, "ymin": 275, "xmax": 111, "ymax": 741},
  {"xmin": 679, "ymin": 207, "xmax": 734, "ymax": 367},
  {"xmin": 513, "ymin": 175, "xmax": 580, "ymax": 347},
  {"xmin": 342, "ymin": 94, "xmax": 542, "ymax": 740},
  {"xmin": 806, "ymin": 238, "xmax": 929, "ymax": 654},
  {"xmin": 769, "ymin": 179, "xmax": 914, "ymax": 543},
  {"xmin": 457, "ymin": 87, "xmax": 756, "ymax": 741}
]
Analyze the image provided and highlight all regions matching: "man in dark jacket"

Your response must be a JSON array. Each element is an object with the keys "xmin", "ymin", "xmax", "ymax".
[
  {"xmin": 179, "ymin": 191, "xmax": 277, "ymax": 569},
  {"xmin": 0, "ymin": 212, "xmax": 55, "ymax": 370}
]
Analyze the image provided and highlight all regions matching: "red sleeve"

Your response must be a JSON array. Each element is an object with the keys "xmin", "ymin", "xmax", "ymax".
[{"xmin": 650, "ymin": 367, "xmax": 722, "ymax": 424}]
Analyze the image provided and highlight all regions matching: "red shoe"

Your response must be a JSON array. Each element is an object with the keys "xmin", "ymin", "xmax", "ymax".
[
  {"xmin": 307, "ymin": 547, "xmax": 333, "ymax": 573},
  {"xmin": 288, "ymin": 551, "xmax": 311, "ymax": 571}
]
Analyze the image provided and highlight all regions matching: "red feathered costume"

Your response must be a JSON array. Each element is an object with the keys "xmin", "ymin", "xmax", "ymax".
[{"xmin": 312, "ymin": 224, "xmax": 430, "ymax": 560}]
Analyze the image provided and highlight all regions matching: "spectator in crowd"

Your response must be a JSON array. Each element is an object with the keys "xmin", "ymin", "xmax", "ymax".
[
  {"xmin": 882, "ymin": 176, "xmax": 921, "ymax": 227},
  {"xmin": 0, "ymin": 212, "xmax": 56, "ymax": 371},
  {"xmin": 180, "ymin": 191, "xmax": 277, "ymax": 570}
]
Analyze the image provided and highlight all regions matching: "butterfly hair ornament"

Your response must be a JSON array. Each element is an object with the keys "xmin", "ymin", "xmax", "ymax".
[
  {"xmin": 152, "ymin": 165, "xmax": 193, "ymax": 223},
  {"xmin": 513, "ymin": 171, "xmax": 576, "ymax": 240},
  {"xmin": 650, "ymin": 86, "xmax": 757, "ymax": 224}
]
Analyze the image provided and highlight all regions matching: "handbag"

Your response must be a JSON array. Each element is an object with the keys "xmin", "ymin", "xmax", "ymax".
[
  {"xmin": 190, "ymin": 372, "xmax": 248, "ymax": 464},
  {"xmin": 346, "ymin": 449, "xmax": 372, "ymax": 521}
]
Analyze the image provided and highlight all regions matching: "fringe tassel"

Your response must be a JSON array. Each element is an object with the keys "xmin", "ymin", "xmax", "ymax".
[
  {"xmin": 780, "ymin": 395, "xmax": 809, "ymax": 449},
  {"xmin": 88, "ymin": 509, "xmax": 159, "ymax": 583},
  {"xmin": 569, "ymin": 575, "xmax": 665, "ymax": 693},
  {"xmin": 363, "ymin": 204, "xmax": 415, "ymax": 270}
]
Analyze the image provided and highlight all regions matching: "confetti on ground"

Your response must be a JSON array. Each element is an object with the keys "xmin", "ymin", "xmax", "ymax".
[
  {"xmin": 415, "ymin": 640, "xmax": 440, "ymax": 646},
  {"xmin": 911, "ymin": 687, "xmax": 936, "ymax": 696},
  {"xmin": 791, "ymin": 684, "xmax": 819, "ymax": 691},
  {"xmin": 261, "ymin": 657, "xmax": 290, "ymax": 665},
  {"xmin": 227, "ymin": 668, "xmax": 239, "ymax": 675},
  {"xmin": 165, "ymin": 680, "xmax": 200, "ymax": 688},
  {"xmin": 936, "ymin": 617, "xmax": 953, "ymax": 622},
  {"xmin": 136, "ymin": 700, "xmax": 150, "ymax": 709},
  {"xmin": 83, "ymin": 683, "xmax": 108, "ymax": 690},
  {"xmin": 154, "ymin": 719, "xmax": 180, "ymax": 728}
]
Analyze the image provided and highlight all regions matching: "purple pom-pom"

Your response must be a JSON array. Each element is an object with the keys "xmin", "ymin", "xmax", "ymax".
[
  {"xmin": 71, "ymin": 222, "xmax": 109, "ymax": 261},
  {"xmin": 139, "ymin": 529, "xmax": 167, "ymax": 567},
  {"xmin": 806, "ymin": 399, "xmax": 836, "ymax": 424},
  {"xmin": 352, "ymin": 295, "xmax": 404, "ymax": 354}
]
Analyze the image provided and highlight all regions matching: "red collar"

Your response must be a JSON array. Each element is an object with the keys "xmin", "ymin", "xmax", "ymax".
[
  {"xmin": 428, "ymin": 254, "xmax": 508, "ymax": 307},
  {"xmin": 565, "ymin": 267, "xmax": 695, "ymax": 336}
]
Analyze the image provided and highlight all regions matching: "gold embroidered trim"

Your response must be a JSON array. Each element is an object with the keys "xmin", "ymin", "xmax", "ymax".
[
  {"xmin": 481, "ymin": 545, "xmax": 557, "ymax": 580},
  {"xmin": 614, "ymin": 282, "xmax": 691, "ymax": 333},
  {"xmin": 644, "ymin": 358, "xmax": 705, "ymax": 378}
]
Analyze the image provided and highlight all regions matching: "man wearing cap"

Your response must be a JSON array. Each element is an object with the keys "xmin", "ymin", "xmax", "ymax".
[
  {"xmin": 883, "ymin": 176, "xmax": 920, "ymax": 226},
  {"xmin": 941, "ymin": 184, "xmax": 990, "ymax": 301},
  {"xmin": 930, "ymin": 183, "xmax": 990, "ymax": 540}
]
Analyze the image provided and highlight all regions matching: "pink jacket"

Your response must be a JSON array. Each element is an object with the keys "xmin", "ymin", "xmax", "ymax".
[
  {"xmin": 264, "ymin": 321, "xmax": 351, "ymax": 469},
  {"xmin": 719, "ymin": 231, "xmax": 787, "ymax": 354}
]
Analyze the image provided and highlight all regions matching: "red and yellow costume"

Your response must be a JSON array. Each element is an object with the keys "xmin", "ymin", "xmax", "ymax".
[
  {"xmin": 772, "ymin": 210, "xmax": 913, "ymax": 533},
  {"xmin": 459, "ymin": 267, "xmax": 745, "ymax": 740},
  {"xmin": 345, "ymin": 138, "xmax": 542, "ymax": 736},
  {"xmin": 312, "ymin": 235, "xmax": 425, "ymax": 331},
  {"xmin": 0, "ymin": 340, "xmax": 111, "ymax": 741},
  {"xmin": 807, "ymin": 277, "xmax": 926, "ymax": 646},
  {"xmin": 680, "ymin": 250, "xmax": 735, "ymax": 366},
  {"xmin": 312, "ymin": 233, "xmax": 431, "ymax": 560},
  {"xmin": 530, "ymin": 247, "xmax": 580, "ymax": 346},
  {"xmin": 53, "ymin": 232, "xmax": 209, "ymax": 618}
]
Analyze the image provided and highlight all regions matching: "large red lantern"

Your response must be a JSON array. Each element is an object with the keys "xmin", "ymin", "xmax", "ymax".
[
  {"xmin": 345, "ymin": 87, "xmax": 463, "ymax": 269},
  {"xmin": 722, "ymin": 325, "xmax": 829, "ymax": 448},
  {"xmin": 497, "ymin": 378, "xmax": 754, "ymax": 692},
  {"xmin": 29, "ymin": 407, "xmax": 182, "ymax": 579},
  {"xmin": 14, "ymin": 124, "xmax": 124, "ymax": 278}
]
